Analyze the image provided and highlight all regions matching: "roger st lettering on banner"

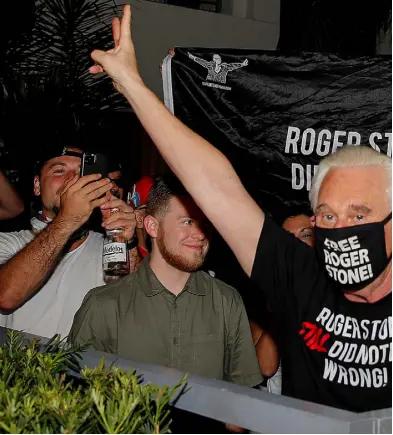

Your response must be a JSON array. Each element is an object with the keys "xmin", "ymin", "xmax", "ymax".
[
  {"xmin": 165, "ymin": 49, "xmax": 391, "ymax": 216},
  {"xmin": 285, "ymin": 126, "xmax": 392, "ymax": 158},
  {"xmin": 286, "ymin": 126, "xmax": 392, "ymax": 192}
]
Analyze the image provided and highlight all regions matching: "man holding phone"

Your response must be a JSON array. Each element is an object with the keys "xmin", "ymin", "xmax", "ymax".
[{"xmin": 0, "ymin": 145, "xmax": 137, "ymax": 339}]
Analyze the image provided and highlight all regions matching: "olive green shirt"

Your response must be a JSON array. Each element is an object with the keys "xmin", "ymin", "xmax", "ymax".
[{"xmin": 69, "ymin": 259, "xmax": 262, "ymax": 387}]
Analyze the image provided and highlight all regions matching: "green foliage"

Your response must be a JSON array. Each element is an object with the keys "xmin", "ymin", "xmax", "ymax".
[{"xmin": 0, "ymin": 330, "xmax": 185, "ymax": 434}]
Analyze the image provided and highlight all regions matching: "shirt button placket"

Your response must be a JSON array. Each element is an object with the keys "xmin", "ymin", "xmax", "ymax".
[{"xmin": 171, "ymin": 298, "xmax": 181, "ymax": 368}]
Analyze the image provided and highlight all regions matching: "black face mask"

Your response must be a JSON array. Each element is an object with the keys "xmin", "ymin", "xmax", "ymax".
[{"xmin": 314, "ymin": 213, "xmax": 392, "ymax": 291}]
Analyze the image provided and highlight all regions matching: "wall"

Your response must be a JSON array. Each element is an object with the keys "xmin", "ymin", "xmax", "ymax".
[
  {"xmin": 376, "ymin": 27, "xmax": 392, "ymax": 55},
  {"xmin": 117, "ymin": 0, "xmax": 280, "ymax": 99}
]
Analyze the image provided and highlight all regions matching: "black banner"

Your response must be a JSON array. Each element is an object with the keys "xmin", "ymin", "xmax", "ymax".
[{"xmin": 163, "ymin": 49, "xmax": 391, "ymax": 219}]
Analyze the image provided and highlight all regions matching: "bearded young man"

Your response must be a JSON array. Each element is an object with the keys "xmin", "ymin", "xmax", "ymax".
[{"xmin": 70, "ymin": 176, "xmax": 262, "ymax": 389}]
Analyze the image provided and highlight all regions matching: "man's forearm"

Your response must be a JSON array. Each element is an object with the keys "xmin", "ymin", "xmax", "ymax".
[
  {"xmin": 91, "ymin": 5, "xmax": 263, "ymax": 275},
  {"xmin": 123, "ymin": 80, "xmax": 249, "ymax": 222},
  {"xmin": 124, "ymin": 81, "xmax": 232, "ymax": 186},
  {"xmin": 0, "ymin": 217, "xmax": 75, "ymax": 310},
  {"xmin": 256, "ymin": 331, "xmax": 280, "ymax": 377},
  {"xmin": 121, "ymin": 79, "xmax": 264, "ymax": 275}
]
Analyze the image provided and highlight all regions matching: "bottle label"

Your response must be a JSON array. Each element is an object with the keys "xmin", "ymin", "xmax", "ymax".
[{"xmin": 103, "ymin": 242, "xmax": 127, "ymax": 264}]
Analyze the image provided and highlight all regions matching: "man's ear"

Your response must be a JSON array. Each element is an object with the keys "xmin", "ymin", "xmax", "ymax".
[
  {"xmin": 310, "ymin": 215, "xmax": 316, "ymax": 228},
  {"xmin": 144, "ymin": 215, "xmax": 159, "ymax": 238},
  {"xmin": 33, "ymin": 176, "xmax": 41, "ymax": 197}
]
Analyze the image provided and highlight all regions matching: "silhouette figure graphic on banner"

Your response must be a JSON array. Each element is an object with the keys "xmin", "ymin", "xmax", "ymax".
[{"xmin": 188, "ymin": 53, "xmax": 248, "ymax": 84}]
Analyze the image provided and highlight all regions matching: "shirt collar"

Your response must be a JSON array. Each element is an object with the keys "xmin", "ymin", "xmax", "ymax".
[
  {"xmin": 30, "ymin": 211, "xmax": 53, "ymax": 234},
  {"xmin": 137, "ymin": 257, "xmax": 206, "ymax": 297}
]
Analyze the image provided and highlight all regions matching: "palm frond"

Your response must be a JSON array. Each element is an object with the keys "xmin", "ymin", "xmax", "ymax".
[
  {"xmin": 4, "ymin": 0, "xmax": 126, "ymax": 113},
  {"xmin": 0, "ymin": 0, "xmax": 129, "ymax": 193}
]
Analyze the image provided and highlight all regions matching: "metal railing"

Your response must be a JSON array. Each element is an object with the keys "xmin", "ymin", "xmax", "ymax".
[
  {"xmin": 145, "ymin": 0, "xmax": 222, "ymax": 13},
  {"xmin": 0, "ymin": 327, "xmax": 391, "ymax": 434}
]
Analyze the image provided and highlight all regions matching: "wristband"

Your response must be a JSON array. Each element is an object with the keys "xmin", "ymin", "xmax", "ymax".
[{"xmin": 127, "ymin": 234, "xmax": 138, "ymax": 250}]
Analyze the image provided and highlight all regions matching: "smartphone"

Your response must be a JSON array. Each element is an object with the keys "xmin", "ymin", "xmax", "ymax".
[{"xmin": 80, "ymin": 152, "xmax": 109, "ymax": 178}]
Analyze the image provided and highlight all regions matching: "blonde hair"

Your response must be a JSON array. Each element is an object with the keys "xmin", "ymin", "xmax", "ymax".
[{"xmin": 309, "ymin": 145, "xmax": 391, "ymax": 211}]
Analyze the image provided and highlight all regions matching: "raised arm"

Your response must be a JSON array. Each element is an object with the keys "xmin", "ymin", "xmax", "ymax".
[
  {"xmin": 226, "ymin": 59, "xmax": 248, "ymax": 72},
  {"xmin": 187, "ymin": 52, "xmax": 210, "ymax": 68},
  {"xmin": 0, "ymin": 171, "xmax": 24, "ymax": 220},
  {"xmin": 90, "ymin": 6, "xmax": 264, "ymax": 275},
  {"xmin": 0, "ymin": 175, "xmax": 112, "ymax": 310}
]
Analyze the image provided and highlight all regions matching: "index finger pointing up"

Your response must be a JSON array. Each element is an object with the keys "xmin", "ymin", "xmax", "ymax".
[{"xmin": 120, "ymin": 4, "xmax": 132, "ymax": 43}]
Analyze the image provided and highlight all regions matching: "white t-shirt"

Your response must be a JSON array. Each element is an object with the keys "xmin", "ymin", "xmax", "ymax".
[
  {"xmin": 267, "ymin": 363, "xmax": 282, "ymax": 394},
  {"xmin": 0, "ymin": 230, "xmax": 105, "ymax": 338}
]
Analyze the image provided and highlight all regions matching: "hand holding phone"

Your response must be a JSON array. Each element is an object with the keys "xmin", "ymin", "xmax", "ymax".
[{"xmin": 57, "ymin": 174, "xmax": 113, "ymax": 231}]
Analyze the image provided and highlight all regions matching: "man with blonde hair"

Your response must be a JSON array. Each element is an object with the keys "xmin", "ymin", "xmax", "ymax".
[{"xmin": 88, "ymin": 5, "xmax": 391, "ymax": 412}]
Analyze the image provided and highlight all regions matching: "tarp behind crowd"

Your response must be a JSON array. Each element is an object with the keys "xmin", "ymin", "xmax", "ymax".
[{"xmin": 162, "ymin": 49, "xmax": 392, "ymax": 219}]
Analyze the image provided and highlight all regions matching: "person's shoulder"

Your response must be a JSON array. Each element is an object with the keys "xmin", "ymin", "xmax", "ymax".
[
  {"xmin": 197, "ymin": 270, "xmax": 242, "ymax": 303},
  {"xmin": 261, "ymin": 217, "xmax": 289, "ymax": 240},
  {"xmin": 0, "ymin": 230, "xmax": 34, "ymax": 245},
  {"xmin": 86, "ymin": 231, "xmax": 104, "ymax": 246},
  {"xmin": 82, "ymin": 272, "xmax": 137, "ymax": 308},
  {"xmin": 85, "ymin": 274, "xmax": 128, "ymax": 300},
  {"xmin": 0, "ymin": 230, "xmax": 34, "ymax": 263}
]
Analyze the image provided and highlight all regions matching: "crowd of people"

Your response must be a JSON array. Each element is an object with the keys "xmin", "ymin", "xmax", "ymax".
[{"xmin": 0, "ymin": 5, "xmax": 391, "ymax": 432}]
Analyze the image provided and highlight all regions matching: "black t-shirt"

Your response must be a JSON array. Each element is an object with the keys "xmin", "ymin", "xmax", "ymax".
[{"xmin": 251, "ymin": 218, "xmax": 392, "ymax": 412}]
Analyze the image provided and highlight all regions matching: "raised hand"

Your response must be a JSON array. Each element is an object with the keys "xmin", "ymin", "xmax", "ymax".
[
  {"xmin": 89, "ymin": 5, "xmax": 141, "ymax": 94},
  {"xmin": 57, "ymin": 174, "xmax": 113, "ymax": 231}
]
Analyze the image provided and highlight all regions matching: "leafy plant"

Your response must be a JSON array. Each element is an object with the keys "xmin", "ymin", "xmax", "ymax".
[{"xmin": 0, "ymin": 330, "xmax": 185, "ymax": 434}]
